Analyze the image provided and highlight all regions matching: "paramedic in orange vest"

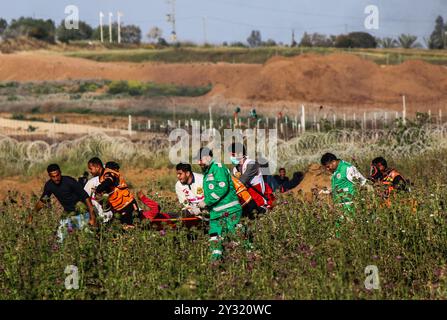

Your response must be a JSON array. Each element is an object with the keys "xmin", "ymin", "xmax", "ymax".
[
  {"xmin": 228, "ymin": 142, "xmax": 270, "ymax": 213},
  {"xmin": 369, "ymin": 157, "xmax": 408, "ymax": 203},
  {"xmin": 88, "ymin": 158, "xmax": 139, "ymax": 226}
]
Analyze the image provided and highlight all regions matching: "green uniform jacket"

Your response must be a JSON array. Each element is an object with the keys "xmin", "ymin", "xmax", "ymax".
[
  {"xmin": 203, "ymin": 160, "xmax": 242, "ymax": 219},
  {"xmin": 331, "ymin": 160, "xmax": 367, "ymax": 205}
]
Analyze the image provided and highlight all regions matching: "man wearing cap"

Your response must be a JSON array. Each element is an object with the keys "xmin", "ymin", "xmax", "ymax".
[
  {"xmin": 196, "ymin": 147, "xmax": 243, "ymax": 261},
  {"xmin": 229, "ymin": 142, "xmax": 272, "ymax": 211}
]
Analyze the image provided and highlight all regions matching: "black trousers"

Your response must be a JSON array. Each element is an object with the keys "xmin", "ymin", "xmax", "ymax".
[
  {"xmin": 117, "ymin": 200, "xmax": 140, "ymax": 225},
  {"xmin": 242, "ymin": 199, "xmax": 267, "ymax": 220}
]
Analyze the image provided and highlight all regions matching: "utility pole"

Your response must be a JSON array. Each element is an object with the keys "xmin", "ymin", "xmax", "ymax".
[
  {"xmin": 99, "ymin": 12, "xmax": 104, "ymax": 42},
  {"xmin": 117, "ymin": 11, "xmax": 123, "ymax": 44},
  {"xmin": 166, "ymin": 0, "xmax": 177, "ymax": 43},
  {"xmin": 108, "ymin": 12, "xmax": 113, "ymax": 43}
]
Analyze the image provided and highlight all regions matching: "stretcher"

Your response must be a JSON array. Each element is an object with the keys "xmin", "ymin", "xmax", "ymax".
[{"xmin": 138, "ymin": 194, "xmax": 204, "ymax": 230}]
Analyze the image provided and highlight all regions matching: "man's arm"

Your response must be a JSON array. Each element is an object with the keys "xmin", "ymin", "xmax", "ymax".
[
  {"xmin": 85, "ymin": 197, "xmax": 96, "ymax": 226},
  {"xmin": 239, "ymin": 161, "xmax": 259, "ymax": 186},
  {"xmin": 393, "ymin": 175, "xmax": 408, "ymax": 191},
  {"xmin": 175, "ymin": 182, "xmax": 188, "ymax": 205},
  {"xmin": 346, "ymin": 166, "xmax": 367, "ymax": 186},
  {"xmin": 95, "ymin": 177, "xmax": 115, "ymax": 194},
  {"xmin": 70, "ymin": 177, "xmax": 96, "ymax": 226},
  {"xmin": 203, "ymin": 167, "xmax": 231, "ymax": 208},
  {"xmin": 28, "ymin": 183, "xmax": 51, "ymax": 223}
]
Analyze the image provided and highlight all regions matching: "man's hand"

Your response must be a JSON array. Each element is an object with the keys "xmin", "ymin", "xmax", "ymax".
[
  {"xmin": 85, "ymin": 198, "xmax": 97, "ymax": 227},
  {"xmin": 89, "ymin": 216, "xmax": 97, "ymax": 227},
  {"xmin": 197, "ymin": 201, "xmax": 207, "ymax": 209},
  {"xmin": 137, "ymin": 190, "xmax": 145, "ymax": 199},
  {"xmin": 364, "ymin": 183, "xmax": 375, "ymax": 193}
]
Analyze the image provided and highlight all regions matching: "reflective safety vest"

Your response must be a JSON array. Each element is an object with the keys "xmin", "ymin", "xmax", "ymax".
[
  {"xmin": 233, "ymin": 158, "xmax": 267, "ymax": 207},
  {"xmin": 99, "ymin": 168, "xmax": 135, "ymax": 212},
  {"xmin": 382, "ymin": 169, "xmax": 407, "ymax": 199},
  {"xmin": 232, "ymin": 176, "xmax": 252, "ymax": 207}
]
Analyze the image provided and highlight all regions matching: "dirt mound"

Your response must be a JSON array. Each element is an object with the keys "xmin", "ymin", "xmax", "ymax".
[
  {"xmin": 0, "ymin": 37, "xmax": 49, "ymax": 53},
  {"xmin": 214, "ymin": 53, "xmax": 447, "ymax": 106},
  {"xmin": 0, "ymin": 51, "xmax": 259, "ymax": 86},
  {"xmin": 0, "ymin": 51, "xmax": 446, "ymax": 109},
  {"xmin": 289, "ymin": 163, "xmax": 332, "ymax": 203}
]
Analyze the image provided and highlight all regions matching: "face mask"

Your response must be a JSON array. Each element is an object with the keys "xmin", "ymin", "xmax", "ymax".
[
  {"xmin": 370, "ymin": 165, "xmax": 382, "ymax": 180},
  {"xmin": 230, "ymin": 156, "xmax": 240, "ymax": 165}
]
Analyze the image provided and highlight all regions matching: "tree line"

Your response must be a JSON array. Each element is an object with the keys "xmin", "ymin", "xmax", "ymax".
[
  {"xmin": 0, "ymin": 15, "xmax": 446, "ymax": 49},
  {"xmin": 0, "ymin": 17, "xmax": 143, "ymax": 44}
]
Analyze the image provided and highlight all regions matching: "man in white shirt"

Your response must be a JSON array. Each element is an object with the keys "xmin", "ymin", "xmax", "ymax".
[
  {"xmin": 85, "ymin": 157, "xmax": 113, "ymax": 223},
  {"xmin": 175, "ymin": 163, "xmax": 204, "ymax": 215}
]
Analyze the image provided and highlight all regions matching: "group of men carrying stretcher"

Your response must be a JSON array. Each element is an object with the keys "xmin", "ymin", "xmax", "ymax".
[{"xmin": 28, "ymin": 141, "xmax": 409, "ymax": 261}]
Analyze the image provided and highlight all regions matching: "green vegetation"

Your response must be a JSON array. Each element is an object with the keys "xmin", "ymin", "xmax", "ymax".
[
  {"xmin": 107, "ymin": 80, "xmax": 211, "ymax": 97},
  {"xmin": 1, "ymin": 134, "xmax": 447, "ymax": 298},
  {"xmin": 0, "ymin": 80, "xmax": 210, "ymax": 98},
  {"xmin": 66, "ymin": 46, "xmax": 447, "ymax": 65},
  {"xmin": 3, "ymin": 17, "xmax": 55, "ymax": 43}
]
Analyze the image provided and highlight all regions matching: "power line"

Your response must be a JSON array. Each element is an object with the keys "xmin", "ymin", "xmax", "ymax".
[
  {"xmin": 203, "ymin": 16, "xmax": 208, "ymax": 44},
  {"xmin": 206, "ymin": 16, "xmax": 346, "ymax": 31},
  {"xmin": 208, "ymin": 0, "xmax": 439, "ymax": 24}
]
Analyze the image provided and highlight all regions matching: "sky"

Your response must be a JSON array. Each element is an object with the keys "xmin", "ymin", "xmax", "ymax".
[{"xmin": 1, "ymin": 0, "xmax": 446, "ymax": 45}]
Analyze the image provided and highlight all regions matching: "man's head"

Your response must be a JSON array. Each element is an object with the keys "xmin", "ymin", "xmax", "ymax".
[
  {"xmin": 320, "ymin": 153, "xmax": 339, "ymax": 173},
  {"xmin": 47, "ymin": 164, "xmax": 62, "ymax": 185},
  {"xmin": 87, "ymin": 157, "xmax": 104, "ymax": 177},
  {"xmin": 229, "ymin": 142, "xmax": 246, "ymax": 166},
  {"xmin": 176, "ymin": 162, "xmax": 193, "ymax": 184},
  {"xmin": 196, "ymin": 147, "xmax": 213, "ymax": 171},
  {"xmin": 279, "ymin": 168, "xmax": 286, "ymax": 178},
  {"xmin": 105, "ymin": 161, "xmax": 120, "ymax": 171},
  {"xmin": 370, "ymin": 157, "xmax": 388, "ymax": 180}
]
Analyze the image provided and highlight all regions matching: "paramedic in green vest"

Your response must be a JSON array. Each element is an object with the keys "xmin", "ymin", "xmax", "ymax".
[
  {"xmin": 321, "ymin": 153, "xmax": 370, "ymax": 236},
  {"xmin": 321, "ymin": 153, "xmax": 369, "ymax": 207},
  {"xmin": 196, "ymin": 147, "xmax": 243, "ymax": 261}
]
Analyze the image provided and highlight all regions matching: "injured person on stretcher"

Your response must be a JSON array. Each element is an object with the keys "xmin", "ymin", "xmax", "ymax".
[{"xmin": 137, "ymin": 191, "xmax": 207, "ymax": 230}]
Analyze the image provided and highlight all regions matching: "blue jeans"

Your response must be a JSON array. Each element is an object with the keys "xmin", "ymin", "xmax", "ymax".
[{"xmin": 57, "ymin": 212, "xmax": 90, "ymax": 243}]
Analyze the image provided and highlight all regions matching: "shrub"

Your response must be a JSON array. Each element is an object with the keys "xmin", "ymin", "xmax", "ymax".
[{"xmin": 335, "ymin": 32, "xmax": 377, "ymax": 48}]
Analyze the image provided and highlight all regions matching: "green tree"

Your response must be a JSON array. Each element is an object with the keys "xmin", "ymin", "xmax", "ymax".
[
  {"xmin": 157, "ymin": 37, "xmax": 169, "ymax": 46},
  {"xmin": 121, "ymin": 24, "xmax": 141, "ymax": 44},
  {"xmin": 378, "ymin": 37, "xmax": 397, "ymax": 48},
  {"xmin": 4, "ymin": 17, "xmax": 56, "ymax": 43},
  {"xmin": 311, "ymin": 33, "xmax": 334, "ymax": 47},
  {"xmin": 397, "ymin": 34, "xmax": 420, "ymax": 49},
  {"xmin": 429, "ymin": 16, "xmax": 445, "ymax": 49},
  {"xmin": 299, "ymin": 32, "xmax": 312, "ymax": 47},
  {"xmin": 56, "ymin": 20, "xmax": 93, "ymax": 43},
  {"xmin": 262, "ymin": 38, "xmax": 277, "ymax": 47},
  {"xmin": 0, "ymin": 18, "xmax": 8, "ymax": 35},
  {"xmin": 147, "ymin": 26, "xmax": 162, "ymax": 43},
  {"xmin": 247, "ymin": 30, "xmax": 262, "ymax": 48},
  {"xmin": 335, "ymin": 32, "xmax": 377, "ymax": 48}
]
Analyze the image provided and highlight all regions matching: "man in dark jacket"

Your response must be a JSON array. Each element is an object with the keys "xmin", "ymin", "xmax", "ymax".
[{"xmin": 30, "ymin": 164, "xmax": 96, "ymax": 243}]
